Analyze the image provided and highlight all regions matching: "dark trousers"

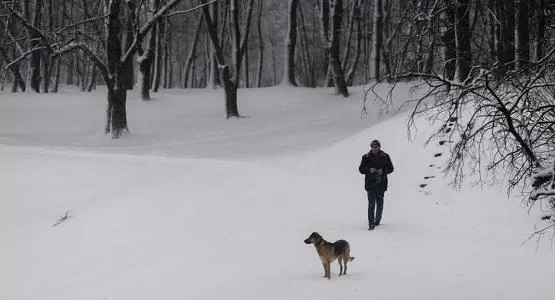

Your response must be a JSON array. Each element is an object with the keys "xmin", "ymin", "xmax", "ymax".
[{"xmin": 367, "ymin": 190, "xmax": 385, "ymax": 225}]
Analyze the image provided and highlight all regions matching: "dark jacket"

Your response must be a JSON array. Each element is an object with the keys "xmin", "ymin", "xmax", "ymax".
[{"xmin": 358, "ymin": 150, "xmax": 394, "ymax": 192}]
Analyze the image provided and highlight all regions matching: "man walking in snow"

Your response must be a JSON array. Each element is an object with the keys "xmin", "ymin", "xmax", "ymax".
[{"xmin": 359, "ymin": 140, "xmax": 394, "ymax": 230}]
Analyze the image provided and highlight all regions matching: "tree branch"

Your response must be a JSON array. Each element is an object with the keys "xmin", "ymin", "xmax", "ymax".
[
  {"xmin": 165, "ymin": 0, "xmax": 218, "ymax": 17},
  {"xmin": 122, "ymin": 0, "xmax": 219, "ymax": 64}
]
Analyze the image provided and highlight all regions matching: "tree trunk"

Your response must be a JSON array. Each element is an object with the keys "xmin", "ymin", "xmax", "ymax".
[
  {"xmin": 209, "ymin": 0, "xmax": 220, "ymax": 88},
  {"xmin": 296, "ymin": 3, "xmax": 309, "ymax": 87},
  {"xmin": 222, "ymin": 66, "xmax": 239, "ymax": 118},
  {"xmin": 122, "ymin": 8, "xmax": 135, "ymax": 90},
  {"xmin": 329, "ymin": 0, "xmax": 348, "ymax": 96},
  {"xmin": 41, "ymin": 52, "xmax": 50, "ymax": 93},
  {"xmin": 381, "ymin": 0, "xmax": 392, "ymax": 77},
  {"xmin": 423, "ymin": 23, "xmax": 436, "ymax": 75},
  {"xmin": 106, "ymin": 85, "xmax": 128, "ymax": 138},
  {"xmin": 66, "ymin": 1, "xmax": 75, "ymax": 86},
  {"xmin": 319, "ymin": 0, "xmax": 333, "ymax": 87},
  {"xmin": 270, "ymin": 36, "xmax": 277, "ymax": 85},
  {"xmin": 243, "ymin": 46, "xmax": 249, "ymax": 88},
  {"xmin": 502, "ymin": 0, "xmax": 515, "ymax": 67},
  {"xmin": 230, "ymin": 0, "xmax": 240, "ymax": 80},
  {"xmin": 255, "ymin": 0, "xmax": 263, "ymax": 88},
  {"xmin": 162, "ymin": 19, "xmax": 170, "ymax": 89},
  {"xmin": 346, "ymin": 0, "xmax": 363, "ymax": 85},
  {"xmin": 52, "ymin": 55, "xmax": 60, "ymax": 93},
  {"xmin": 298, "ymin": 3, "xmax": 315, "ymax": 87},
  {"xmin": 105, "ymin": 0, "xmax": 128, "ymax": 138},
  {"xmin": 87, "ymin": 64, "xmax": 97, "ymax": 92},
  {"xmin": 371, "ymin": 0, "xmax": 383, "ymax": 81},
  {"xmin": 283, "ymin": 0, "xmax": 299, "ymax": 86},
  {"xmin": 191, "ymin": 58, "xmax": 197, "ymax": 88},
  {"xmin": 488, "ymin": 0, "xmax": 497, "ymax": 59},
  {"xmin": 341, "ymin": 0, "xmax": 357, "ymax": 74},
  {"xmin": 41, "ymin": 0, "xmax": 53, "ymax": 93},
  {"xmin": 455, "ymin": 0, "xmax": 472, "ymax": 81},
  {"xmin": 363, "ymin": 0, "xmax": 370, "ymax": 81},
  {"xmin": 515, "ymin": 0, "xmax": 530, "ymax": 69},
  {"xmin": 137, "ymin": 0, "xmax": 159, "ymax": 100},
  {"xmin": 243, "ymin": 6, "xmax": 250, "ymax": 90},
  {"xmin": 0, "ymin": 68, "xmax": 5, "ymax": 92},
  {"xmin": 28, "ymin": 0, "xmax": 43, "ymax": 93},
  {"xmin": 536, "ymin": 0, "xmax": 546, "ymax": 61},
  {"xmin": 203, "ymin": 1, "xmax": 238, "ymax": 117},
  {"xmin": 183, "ymin": 14, "xmax": 203, "ymax": 88},
  {"xmin": 201, "ymin": 0, "xmax": 254, "ymax": 118},
  {"xmin": 442, "ymin": 1, "xmax": 456, "ymax": 81},
  {"xmin": 0, "ymin": 47, "xmax": 26, "ymax": 92},
  {"xmin": 75, "ymin": 55, "xmax": 85, "ymax": 91},
  {"xmin": 152, "ymin": 16, "xmax": 164, "ymax": 92}
]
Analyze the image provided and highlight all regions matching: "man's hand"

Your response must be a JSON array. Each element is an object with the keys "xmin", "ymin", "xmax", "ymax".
[{"xmin": 369, "ymin": 168, "xmax": 377, "ymax": 173}]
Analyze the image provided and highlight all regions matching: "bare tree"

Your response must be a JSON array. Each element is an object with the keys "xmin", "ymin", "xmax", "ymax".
[
  {"xmin": 343, "ymin": 0, "xmax": 363, "ymax": 85},
  {"xmin": 455, "ymin": 0, "xmax": 472, "ymax": 81},
  {"xmin": 282, "ymin": 0, "xmax": 299, "ymax": 86},
  {"xmin": 152, "ymin": 12, "xmax": 165, "ymax": 93},
  {"xmin": 535, "ymin": 0, "xmax": 547, "ymax": 61},
  {"xmin": 328, "ymin": 0, "xmax": 348, "ymax": 96},
  {"xmin": 255, "ymin": 0, "xmax": 264, "ymax": 88},
  {"xmin": 0, "ymin": 15, "xmax": 26, "ymax": 92},
  {"xmin": 442, "ymin": 0, "xmax": 456, "ymax": 80},
  {"xmin": 208, "ymin": 0, "xmax": 220, "ymax": 89},
  {"xmin": 5, "ymin": 0, "xmax": 201, "ymax": 138},
  {"xmin": 371, "ymin": 0, "xmax": 383, "ymax": 82},
  {"xmin": 183, "ymin": 13, "xmax": 204, "ymax": 88},
  {"xmin": 138, "ymin": 0, "xmax": 160, "ymax": 100},
  {"xmin": 365, "ymin": 45, "xmax": 555, "ymax": 237},
  {"xmin": 515, "ymin": 0, "xmax": 530, "ymax": 69},
  {"xmin": 318, "ymin": 0, "xmax": 348, "ymax": 96},
  {"xmin": 27, "ymin": 0, "xmax": 43, "ymax": 93},
  {"xmin": 201, "ymin": 0, "xmax": 255, "ymax": 118}
]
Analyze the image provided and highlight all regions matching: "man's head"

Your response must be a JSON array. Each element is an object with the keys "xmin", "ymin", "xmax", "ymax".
[{"xmin": 370, "ymin": 140, "xmax": 381, "ymax": 154}]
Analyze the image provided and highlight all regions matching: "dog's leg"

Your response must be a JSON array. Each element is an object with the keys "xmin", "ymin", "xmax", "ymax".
[
  {"xmin": 325, "ymin": 262, "xmax": 331, "ymax": 279},
  {"xmin": 321, "ymin": 262, "xmax": 328, "ymax": 278},
  {"xmin": 343, "ymin": 253, "xmax": 348, "ymax": 275},
  {"xmin": 338, "ymin": 257, "xmax": 344, "ymax": 276},
  {"xmin": 343, "ymin": 247, "xmax": 351, "ymax": 275}
]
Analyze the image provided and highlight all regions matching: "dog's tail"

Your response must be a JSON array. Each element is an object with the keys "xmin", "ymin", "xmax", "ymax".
[{"xmin": 349, "ymin": 257, "xmax": 355, "ymax": 262}]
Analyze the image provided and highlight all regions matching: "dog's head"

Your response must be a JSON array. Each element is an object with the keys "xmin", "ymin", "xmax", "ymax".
[{"xmin": 304, "ymin": 232, "xmax": 323, "ymax": 244}]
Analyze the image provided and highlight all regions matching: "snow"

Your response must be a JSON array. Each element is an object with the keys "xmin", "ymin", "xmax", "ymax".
[{"xmin": 1, "ymin": 85, "xmax": 554, "ymax": 300}]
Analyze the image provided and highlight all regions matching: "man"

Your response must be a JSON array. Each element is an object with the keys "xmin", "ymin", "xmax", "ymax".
[{"xmin": 358, "ymin": 140, "xmax": 394, "ymax": 230}]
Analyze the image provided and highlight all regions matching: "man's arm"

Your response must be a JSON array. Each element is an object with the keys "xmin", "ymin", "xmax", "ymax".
[
  {"xmin": 358, "ymin": 155, "xmax": 368, "ymax": 174},
  {"xmin": 385, "ymin": 154, "xmax": 394, "ymax": 174}
]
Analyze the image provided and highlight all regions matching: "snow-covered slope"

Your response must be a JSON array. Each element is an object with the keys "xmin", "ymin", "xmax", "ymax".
[{"xmin": 1, "ymin": 86, "xmax": 553, "ymax": 300}]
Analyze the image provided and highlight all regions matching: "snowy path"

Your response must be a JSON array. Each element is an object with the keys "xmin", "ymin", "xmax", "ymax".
[{"xmin": 1, "ymin": 87, "xmax": 554, "ymax": 300}]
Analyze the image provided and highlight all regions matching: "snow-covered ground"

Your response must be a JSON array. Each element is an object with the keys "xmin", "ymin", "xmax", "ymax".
[{"xmin": 1, "ymin": 86, "xmax": 554, "ymax": 300}]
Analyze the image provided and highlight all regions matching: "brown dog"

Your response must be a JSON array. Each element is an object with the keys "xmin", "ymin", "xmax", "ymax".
[{"xmin": 304, "ymin": 232, "xmax": 355, "ymax": 279}]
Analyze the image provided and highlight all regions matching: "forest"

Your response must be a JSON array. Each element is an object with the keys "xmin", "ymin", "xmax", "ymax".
[{"xmin": 1, "ymin": 0, "xmax": 554, "ymax": 231}]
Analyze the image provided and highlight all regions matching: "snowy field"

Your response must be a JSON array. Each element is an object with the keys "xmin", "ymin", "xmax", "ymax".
[{"xmin": 1, "ymin": 85, "xmax": 554, "ymax": 300}]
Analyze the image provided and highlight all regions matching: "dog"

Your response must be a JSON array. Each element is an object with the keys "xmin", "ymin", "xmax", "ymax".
[{"xmin": 304, "ymin": 232, "xmax": 354, "ymax": 279}]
